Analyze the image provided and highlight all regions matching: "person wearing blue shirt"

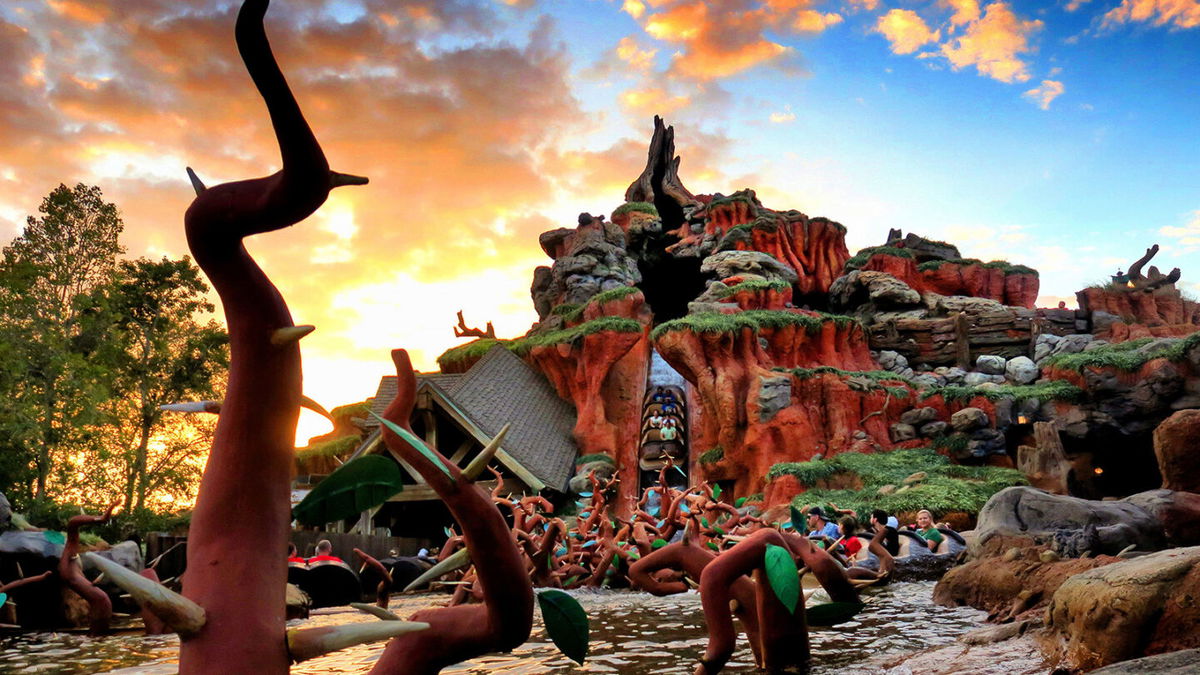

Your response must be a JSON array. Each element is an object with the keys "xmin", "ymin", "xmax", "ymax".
[{"xmin": 806, "ymin": 507, "xmax": 841, "ymax": 540}]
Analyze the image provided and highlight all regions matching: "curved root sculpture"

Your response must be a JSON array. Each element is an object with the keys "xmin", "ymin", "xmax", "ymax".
[
  {"xmin": 369, "ymin": 349, "xmax": 533, "ymax": 674},
  {"xmin": 177, "ymin": 0, "xmax": 365, "ymax": 671},
  {"xmin": 59, "ymin": 502, "xmax": 119, "ymax": 635}
]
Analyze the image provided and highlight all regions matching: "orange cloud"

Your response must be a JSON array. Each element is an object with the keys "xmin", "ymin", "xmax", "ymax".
[
  {"xmin": 846, "ymin": 0, "xmax": 881, "ymax": 11},
  {"xmin": 940, "ymin": 0, "xmax": 981, "ymax": 26},
  {"xmin": 620, "ymin": 86, "xmax": 693, "ymax": 117},
  {"xmin": 1160, "ymin": 210, "xmax": 1200, "ymax": 249},
  {"xmin": 1023, "ymin": 79, "xmax": 1064, "ymax": 109},
  {"xmin": 624, "ymin": 0, "xmax": 846, "ymax": 82},
  {"xmin": 615, "ymin": 36, "xmax": 658, "ymax": 72},
  {"xmin": 941, "ymin": 2, "xmax": 1042, "ymax": 83},
  {"xmin": 875, "ymin": 9, "xmax": 940, "ymax": 55},
  {"xmin": 47, "ymin": 0, "xmax": 110, "ymax": 24},
  {"xmin": 1102, "ymin": 0, "xmax": 1200, "ymax": 29}
]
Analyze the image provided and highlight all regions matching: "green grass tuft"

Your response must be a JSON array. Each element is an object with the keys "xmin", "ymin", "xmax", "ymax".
[
  {"xmin": 296, "ymin": 434, "xmax": 361, "ymax": 462},
  {"xmin": 920, "ymin": 380, "xmax": 1082, "ymax": 404},
  {"xmin": 917, "ymin": 258, "xmax": 1038, "ymax": 276},
  {"xmin": 651, "ymin": 310, "xmax": 858, "ymax": 341},
  {"xmin": 1042, "ymin": 333, "xmax": 1200, "ymax": 373},
  {"xmin": 612, "ymin": 202, "xmax": 658, "ymax": 218},
  {"xmin": 577, "ymin": 453, "xmax": 616, "ymax": 466},
  {"xmin": 700, "ymin": 446, "xmax": 725, "ymax": 464},
  {"xmin": 329, "ymin": 400, "xmax": 371, "ymax": 420},
  {"xmin": 438, "ymin": 316, "xmax": 643, "ymax": 369},
  {"xmin": 769, "ymin": 447, "xmax": 1027, "ymax": 517},
  {"xmin": 550, "ymin": 303, "xmax": 581, "ymax": 317},
  {"xmin": 713, "ymin": 279, "xmax": 791, "ymax": 299},
  {"xmin": 844, "ymin": 246, "xmax": 914, "ymax": 272}
]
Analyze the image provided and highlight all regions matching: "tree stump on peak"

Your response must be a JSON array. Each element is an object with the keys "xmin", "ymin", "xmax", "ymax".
[{"xmin": 624, "ymin": 115, "xmax": 700, "ymax": 231}]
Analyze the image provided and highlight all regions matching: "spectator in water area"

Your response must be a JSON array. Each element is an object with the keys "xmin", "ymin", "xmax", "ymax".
[
  {"xmin": 287, "ymin": 543, "xmax": 306, "ymax": 565},
  {"xmin": 307, "ymin": 539, "xmax": 344, "ymax": 564},
  {"xmin": 914, "ymin": 509, "xmax": 944, "ymax": 551},
  {"xmin": 837, "ymin": 516, "xmax": 863, "ymax": 559},
  {"xmin": 870, "ymin": 509, "xmax": 901, "ymax": 557},
  {"xmin": 806, "ymin": 507, "xmax": 840, "ymax": 540}
]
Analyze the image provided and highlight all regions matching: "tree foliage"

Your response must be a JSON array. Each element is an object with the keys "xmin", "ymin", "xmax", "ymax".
[{"xmin": 0, "ymin": 184, "xmax": 228, "ymax": 522}]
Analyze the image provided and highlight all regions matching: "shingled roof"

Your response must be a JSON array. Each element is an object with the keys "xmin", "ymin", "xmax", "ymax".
[{"xmin": 365, "ymin": 345, "xmax": 578, "ymax": 491}]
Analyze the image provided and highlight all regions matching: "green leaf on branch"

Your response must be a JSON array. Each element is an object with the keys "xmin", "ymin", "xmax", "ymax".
[
  {"xmin": 537, "ymin": 589, "xmax": 589, "ymax": 665},
  {"xmin": 764, "ymin": 543, "xmax": 800, "ymax": 614},
  {"xmin": 706, "ymin": 541, "xmax": 720, "ymax": 552},
  {"xmin": 806, "ymin": 601, "xmax": 865, "ymax": 627},
  {"xmin": 791, "ymin": 505, "xmax": 806, "ymax": 532},
  {"xmin": 735, "ymin": 496, "xmax": 748, "ymax": 508},
  {"xmin": 44, "ymin": 531, "xmax": 65, "ymax": 545},
  {"xmin": 651, "ymin": 538, "xmax": 668, "ymax": 549},
  {"xmin": 0, "ymin": 592, "xmax": 7, "ymax": 609},
  {"xmin": 712, "ymin": 484, "xmax": 722, "ymax": 501},
  {"xmin": 371, "ymin": 412, "xmax": 453, "ymax": 479},
  {"xmin": 293, "ymin": 455, "xmax": 405, "ymax": 526}
]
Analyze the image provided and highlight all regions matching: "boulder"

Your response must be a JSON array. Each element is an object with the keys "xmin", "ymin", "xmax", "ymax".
[
  {"xmin": 890, "ymin": 423, "xmax": 917, "ymax": 442},
  {"xmin": 973, "ymin": 486, "xmax": 1167, "ymax": 557},
  {"xmin": 1046, "ymin": 546, "xmax": 1200, "ymax": 670},
  {"xmin": 1088, "ymin": 648, "xmax": 1200, "ymax": 674},
  {"xmin": 976, "ymin": 355, "xmax": 1007, "ymax": 375},
  {"xmin": 920, "ymin": 420, "xmax": 948, "ymax": 437},
  {"xmin": 969, "ymin": 428, "xmax": 1007, "ymax": 456},
  {"xmin": 951, "ymin": 407, "xmax": 989, "ymax": 432},
  {"xmin": 0, "ymin": 530, "xmax": 64, "ymax": 560},
  {"xmin": 900, "ymin": 406, "xmax": 939, "ymax": 426},
  {"xmin": 964, "ymin": 372, "xmax": 1004, "ymax": 386},
  {"xmin": 1153, "ymin": 409, "xmax": 1200, "ymax": 493},
  {"xmin": 0, "ymin": 491, "xmax": 10, "ymax": 531},
  {"xmin": 700, "ymin": 250, "xmax": 798, "ymax": 284},
  {"xmin": 1004, "ymin": 356, "xmax": 1038, "ymax": 385}
]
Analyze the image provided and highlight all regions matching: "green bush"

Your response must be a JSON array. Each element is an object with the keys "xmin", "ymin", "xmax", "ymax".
[
  {"xmin": 550, "ymin": 303, "xmax": 582, "ymax": 317},
  {"xmin": 612, "ymin": 202, "xmax": 658, "ymax": 218},
  {"xmin": 768, "ymin": 447, "xmax": 1026, "ymax": 518},
  {"xmin": 699, "ymin": 446, "xmax": 725, "ymax": 464},
  {"xmin": 651, "ymin": 310, "xmax": 858, "ymax": 341},
  {"xmin": 329, "ymin": 400, "xmax": 371, "ymax": 420},
  {"xmin": 576, "ymin": 453, "xmax": 616, "ymax": 466}
]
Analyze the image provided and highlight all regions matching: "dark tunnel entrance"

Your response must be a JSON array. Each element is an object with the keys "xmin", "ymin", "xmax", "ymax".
[
  {"xmin": 1061, "ymin": 429, "xmax": 1161, "ymax": 499},
  {"xmin": 637, "ymin": 254, "xmax": 708, "ymax": 324}
]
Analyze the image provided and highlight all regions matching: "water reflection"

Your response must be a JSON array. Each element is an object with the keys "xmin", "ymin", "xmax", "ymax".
[{"xmin": 0, "ymin": 582, "xmax": 1002, "ymax": 673}]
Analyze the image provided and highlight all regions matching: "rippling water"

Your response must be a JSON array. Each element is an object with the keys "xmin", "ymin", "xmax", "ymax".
[{"xmin": 0, "ymin": 582, "xmax": 1042, "ymax": 674}]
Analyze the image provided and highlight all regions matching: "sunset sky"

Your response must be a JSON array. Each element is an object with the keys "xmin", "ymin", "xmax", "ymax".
[{"xmin": 1, "ymin": 0, "xmax": 1197, "ymax": 444}]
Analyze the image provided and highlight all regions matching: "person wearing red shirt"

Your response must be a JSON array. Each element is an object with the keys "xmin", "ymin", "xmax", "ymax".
[
  {"xmin": 286, "ymin": 542, "xmax": 307, "ymax": 564},
  {"xmin": 307, "ymin": 539, "xmax": 344, "ymax": 563}
]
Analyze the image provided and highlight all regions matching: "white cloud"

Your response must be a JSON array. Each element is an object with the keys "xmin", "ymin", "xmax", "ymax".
[{"xmin": 1023, "ymin": 79, "xmax": 1064, "ymax": 110}]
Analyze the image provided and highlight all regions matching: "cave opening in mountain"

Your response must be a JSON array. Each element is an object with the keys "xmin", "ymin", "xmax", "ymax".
[
  {"xmin": 1061, "ymin": 430, "xmax": 1161, "ymax": 499},
  {"xmin": 637, "ymin": 254, "xmax": 707, "ymax": 324}
]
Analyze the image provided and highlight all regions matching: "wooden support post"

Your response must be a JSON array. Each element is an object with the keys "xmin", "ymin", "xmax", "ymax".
[{"xmin": 954, "ymin": 312, "xmax": 971, "ymax": 370}]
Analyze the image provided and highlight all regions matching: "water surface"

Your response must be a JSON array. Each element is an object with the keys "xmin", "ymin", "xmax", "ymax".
[{"xmin": 0, "ymin": 582, "xmax": 1044, "ymax": 673}]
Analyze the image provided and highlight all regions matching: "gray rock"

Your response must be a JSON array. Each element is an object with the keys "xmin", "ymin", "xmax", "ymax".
[
  {"xmin": 890, "ymin": 423, "xmax": 917, "ymax": 442},
  {"xmin": 701, "ymin": 250, "xmax": 799, "ymax": 284},
  {"xmin": 877, "ymin": 350, "xmax": 900, "ymax": 370},
  {"xmin": 757, "ymin": 374, "xmax": 792, "ymax": 422},
  {"xmin": 964, "ymin": 372, "xmax": 1004, "ymax": 386},
  {"xmin": 1051, "ymin": 333, "xmax": 1093, "ymax": 357},
  {"xmin": 1005, "ymin": 356, "xmax": 1039, "ymax": 385},
  {"xmin": 569, "ymin": 460, "xmax": 616, "ymax": 494},
  {"xmin": 911, "ymin": 373, "xmax": 940, "ymax": 388},
  {"xmin": 942, "ymin": 367, "xmax": 968, "ymax": 384},
  {"xmin": 1084, "ymin": 339, "xmax": 1111, "ymax": 352},
  {"xmin": 951, "ymin": 407, "xmax": 990, "ymax": 432},
  {"xmin": 84, "ymin": 540, "xmax": 144, "ymax": 576},
  {"xmin": 969, "ymin": 428, "xmax": 1007, "ymax": 456},
  {"xmin": 1088, "ymin": 648, "xmax": 1200, "ymax": 674},
  {"xmin": 973, "ymin": 486, "xmax": 1168, "ymax": 557},
  {"xmin": 920, "ymin": 420, "xmax": 949, "ymax": 437},
  {"xmin": 976, "ymin": 354, "xmax": 1007, "ymax": 375},
  {"xmin": 900, "ymin": 406, "xmax": 939, "ymax": 426},
  {"xmin": 866, "ymin": 273, "xmax": 921, "ymax": 308},
  {"xmin": 0, "ymin": 530, "xmax": 64, "ymax": 559}
]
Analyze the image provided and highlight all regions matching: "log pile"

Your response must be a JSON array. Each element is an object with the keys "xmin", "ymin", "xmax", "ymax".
[{"xmin": 868, "ymin": 308, "xmax": 1085, "ymax": 368}]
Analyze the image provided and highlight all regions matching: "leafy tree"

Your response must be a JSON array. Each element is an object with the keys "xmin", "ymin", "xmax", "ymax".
[
  {"xmin": 83, "ymin": 257, "xmax": 229, "ymax": 512},
  {"xmin": 0, "ymin": 184, "xmax": 124, "ymax": 502}
]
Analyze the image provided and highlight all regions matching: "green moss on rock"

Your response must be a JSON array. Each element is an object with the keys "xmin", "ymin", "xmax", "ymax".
[
  {"xmin": 844, "ymin": 246, "xmax": 914, "ymax": 272},
  {"xmin": 700, "ymin": 446, "xmax": 725, "ymax": 464},
  {"xmin": 920, "ymin": 380, "xmax": 1083, "ymax": 404},
  {"xmin": 437, "ymin": 316, "xmax": 643, "ymax": 370},
  {"xmin": 612, "ymin": 202, "xmax": 658, "ymax": 218},
  {"xmin": 768, "ymin": 447, "xmax": 1026, "ymax": 517},
  {"xmin": 1042, "ymin": 333, "xmax": 1200, "ymax": 373},
  {"xmin": 296, "ymin": 434, "xmax": 361, "ymax": 463},
  {"xmin": 917, "ymin": 258, "xmax": 1039, "ymax": 276},
  {"xmin": 651, "ymin": 310, "xmax": 858, "ymax": 341},
  {"xmin": 713, "ymin": 279, "xmax": 792, "ymax": 299}
]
